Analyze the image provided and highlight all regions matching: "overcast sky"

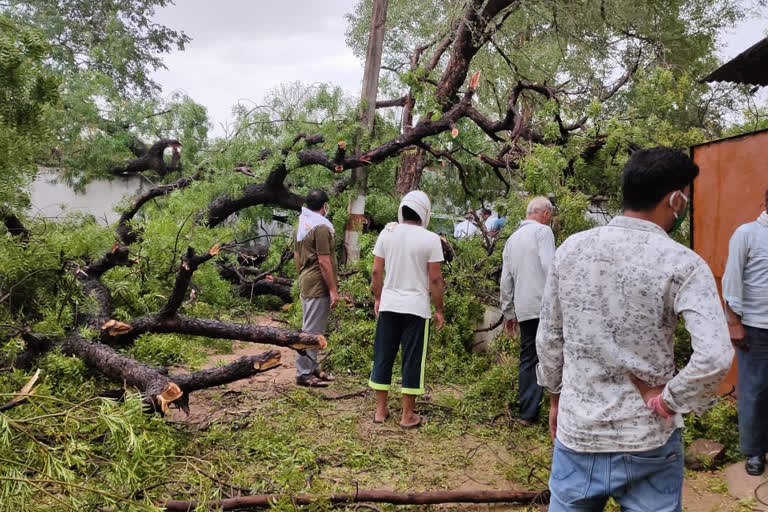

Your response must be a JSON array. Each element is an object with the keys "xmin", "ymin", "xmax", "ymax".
[
  {"xmin": 152, "ymin": 0, "xmax": 362, "ymax": 135},
  {"xmin": 151, "ymin": 1, "xmax": 767, "ymax": 136}
]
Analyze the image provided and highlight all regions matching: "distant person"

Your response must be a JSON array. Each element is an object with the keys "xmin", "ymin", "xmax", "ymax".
[
  {"xmin": 294, "ymin": 189, "xmax": 338, "ymax": 388},
  {"xmin": 537, "ymin": 147, "xmax": 732, "ymax": 511},
  {"xmin": 489, "ymin": 216, "xmax": 507, "ymax": 237},
  {"xmin": 722, "ymin": 186, "xmax": 768, "ymax": 475},
  {"xmin": 480, "ymin": 208, "xmax": 496, "ymax": 233},
  {"xmin": 454, "ymin": 211, "xmax": 479, "ymax": 239},
  {"xmin": 369, "ymin": 191, "xmax": 445, "ymax": 428},
  {"xmin": 499, "ymin": 196, "xmax": 555, "ymax": 426}
]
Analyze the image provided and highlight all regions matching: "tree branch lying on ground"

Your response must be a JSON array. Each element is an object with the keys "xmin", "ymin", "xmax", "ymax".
[
  {"xmin": 62, "ymin": 335, "xmax": 281, "ymax": 414},
  {"xmin": 163, "ymin": 488, "xmax": 549, "ymax": 511}
]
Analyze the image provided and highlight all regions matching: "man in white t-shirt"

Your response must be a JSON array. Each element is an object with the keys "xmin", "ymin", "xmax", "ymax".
[{"xmin": 369, "ymin": 191, "xmax": 445, "ymax": 429}]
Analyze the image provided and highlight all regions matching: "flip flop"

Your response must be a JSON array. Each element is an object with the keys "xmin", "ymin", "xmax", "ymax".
[
  {"xmin": 372, "ymin": 411, "xmax": 389, "ymax": 424},
  {"xmin": 512, "ymin": 418, "xmax": 534, "ymax": 427},
  {"xmin": 400, "ymin": 415, "xmax": 427, "ymax": 430},
  {"xmin": 314, "ymin": 370, "xmax": 336, "ymax": 382},
  {"xmin": 296, "ymin": 375, "xmax": 329, "ymax": 388}
]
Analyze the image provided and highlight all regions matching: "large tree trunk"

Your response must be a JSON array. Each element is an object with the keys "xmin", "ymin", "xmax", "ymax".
[
  {"xmin": 343, "ymin": 0, "xmax": 388, "ymax": 264},
  {"xmin": 395, "ymin": 147, "xmax": 426, "ymax": 195},
  {"xmin": 165, "ymin": 489, "xmax": 548, "ymax": 511}
]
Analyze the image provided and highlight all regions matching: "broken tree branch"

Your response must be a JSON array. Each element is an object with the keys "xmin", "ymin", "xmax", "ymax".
[
  {"xmin": 102, "ymin": 315, "xmax": 326, "ymax": 351},
  {"xmin": 0, "ymin": 368, "xmax": 41, "ymax": 413},
  {"xmin": 158, "ymin": 246, "xmax": 218, "ymax": 318},
  {"xmin": 62, "ymin": 335, "xmax": 281, "ymax": 414},
  {"xmin": 164, "ymin": 488, "xmax": 549, "ymax": 511},
  {"xmin": 116, "ymin": 172, "xmax": 201, "ymax": 245},
  {"xmin": 76, "ymin": 244, "xmax": 133, "ymax": 330},
  {"xmin": 110, "ymin": 139, "xmax": 182, "ymax": 176}
]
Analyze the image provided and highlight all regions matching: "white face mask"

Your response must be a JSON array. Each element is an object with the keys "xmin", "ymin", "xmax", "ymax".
[{"xmin": 323, "ymin": 203, "xmax": 330, "ymax": 218}]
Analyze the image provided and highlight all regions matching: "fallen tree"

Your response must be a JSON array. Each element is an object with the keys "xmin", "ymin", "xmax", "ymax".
[
  {"xmin": 164, "ymin": 488, "xmax": 550, "ymax": 511},
  {"xmin": 9, "ymin": 241, "xmax": 324, "ymax": 413}
]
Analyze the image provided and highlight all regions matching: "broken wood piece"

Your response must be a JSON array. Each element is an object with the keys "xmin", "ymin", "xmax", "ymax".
[
  {"xmin": 102, "ymin": 319, "xmax": 133, "ymax": 336},
  {"xmin": 0, "ymin": 368, "xmax": 41, "ymax": 412},
  {"xmin": 157, "ymin": 383, "xmax": 183, "ymax": 413}
]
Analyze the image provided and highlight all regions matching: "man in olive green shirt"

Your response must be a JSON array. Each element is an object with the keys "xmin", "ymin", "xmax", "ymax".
[{"xmin": 294, "ymin": 189, "xmax": 339, "ymax": 387}]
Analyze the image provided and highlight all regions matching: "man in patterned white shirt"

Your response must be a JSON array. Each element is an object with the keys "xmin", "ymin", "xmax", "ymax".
[{"xmin": 536, "ymin": 147, "xmax": 733, "ymax": 511}]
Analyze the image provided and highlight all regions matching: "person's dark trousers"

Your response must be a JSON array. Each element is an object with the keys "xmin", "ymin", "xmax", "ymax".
[
  {"xmin": 369, "ymin": 311, "xmax": 429, "ymax": 395},
  {"xmin": 518, "ymin": 318, "xmax": 543, "ymax": 422},
  {"xmin": 736, "ymin": 325, "xmax": 768, "ymax": 457}
]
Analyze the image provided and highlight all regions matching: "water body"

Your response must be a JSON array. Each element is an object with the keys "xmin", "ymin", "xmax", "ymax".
[
  {"xmin": 28, "ymin": 170, "xmax": 147, "ymax": 225},
  {"xmin": 26, "ymin": 170, "xmax": 293, "ymax": 249}
]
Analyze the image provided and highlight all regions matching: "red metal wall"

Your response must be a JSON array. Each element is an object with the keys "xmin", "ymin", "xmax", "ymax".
[{"xmin": 692, "ymin": 129, "xmax": 768, "ymax": 394}]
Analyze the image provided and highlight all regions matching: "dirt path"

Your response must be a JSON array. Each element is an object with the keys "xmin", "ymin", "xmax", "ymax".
[{"xmin": 166, "ymin": 316, "xmax": 745, "ymax": 511}]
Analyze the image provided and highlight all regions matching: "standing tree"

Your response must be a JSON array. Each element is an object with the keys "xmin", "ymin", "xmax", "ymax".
[{"xmin": 343, "ymin": 0, "xmax": 389, "ymax": 263}]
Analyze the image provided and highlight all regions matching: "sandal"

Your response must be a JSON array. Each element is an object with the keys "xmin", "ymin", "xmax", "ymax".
[
  {"xmin": 314, "ymin": 369, "xmax": 336, "ymax": 382},
  {"xmin": 296, "ymin": 375, "xmax": 329, "ymax": 388},
  {"xmin": 400, "ymin": 414, "xmax": 427, "ymax": 430},
  {"xmin": 511, "ymin": 418, "xmax": 534, "ymax": 427},
  {"xmin": 373, "ymin": 411, "xmax": 389, "ymax": 424}
]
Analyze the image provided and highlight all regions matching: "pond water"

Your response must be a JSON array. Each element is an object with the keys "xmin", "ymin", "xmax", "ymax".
[
  {"xmin": 27, "ymin": 170, "xmax": 147, "ymax": 225},
  {"xmin": 26, "ymin": 170, "xmax": 293, "ymax": 249}
]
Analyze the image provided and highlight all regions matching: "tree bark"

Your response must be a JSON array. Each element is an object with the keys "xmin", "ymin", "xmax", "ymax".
[
  {"xmin": 395, "ymin": 147, "xmax": 426, "ymax": 195},
  {"xmin": 206, "ymin": 181, "xmax": 304, "ymax": 228},
  {"xmin": 343, "ymin": 0, "xmax": 388, "ymax": 264},
  {"xmin": 435, "ymin": 0, "xmax": 518, "ymax": 109},
  {"xmin": 164, "ymin": 489, "xmax": 548, "ymax": 511},
  {"xmin": 76, "ymin": 245, "xmax": 133, "ymax": 330}
]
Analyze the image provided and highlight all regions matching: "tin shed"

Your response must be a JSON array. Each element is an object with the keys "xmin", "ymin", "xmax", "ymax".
[{"xmin": 691, "ymin": 128, "xmax": 768, "ymax": 394}]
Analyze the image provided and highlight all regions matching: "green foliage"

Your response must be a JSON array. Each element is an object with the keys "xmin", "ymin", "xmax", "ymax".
[
  {"xmin": 2, "ymin": 0, "xmax": 189, "ymax": 98},
  {"xmin": 0, "ymin": 388, "xmax": 180, "ymax": 511},
  {"xmin": 0, "ymin": 14, "xmax": 59, "ymax": 210},
  {"xmin": 130, "ymin": 333, "xmax": 208, "ymax": 369}
]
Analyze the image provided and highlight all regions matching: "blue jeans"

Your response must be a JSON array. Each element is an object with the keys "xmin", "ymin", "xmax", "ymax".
[
  {"xmin": 736, "ymin": 325, "xmax": 768, "ymax": 456},
  {"xmin": 548, "ymin": 429, "xmax": 683, "ymax": 512}
]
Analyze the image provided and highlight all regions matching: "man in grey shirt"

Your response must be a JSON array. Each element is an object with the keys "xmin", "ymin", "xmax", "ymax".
[
  {"xmin": 722, "ymin": 186, "xmax": 768, "ymax": 475},
  {"xmin": 537, "ymin": 148, "xmax": 732, "ymax": 511},
  {"xmin": 500, "ymin": 196, "xmax": 555, "ymax": 425}
]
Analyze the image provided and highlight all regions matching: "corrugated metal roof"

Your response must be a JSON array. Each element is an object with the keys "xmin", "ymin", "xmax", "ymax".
[{"xmin": 702, "ymin": 37, "xmax": 768, "ymax": 86}]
